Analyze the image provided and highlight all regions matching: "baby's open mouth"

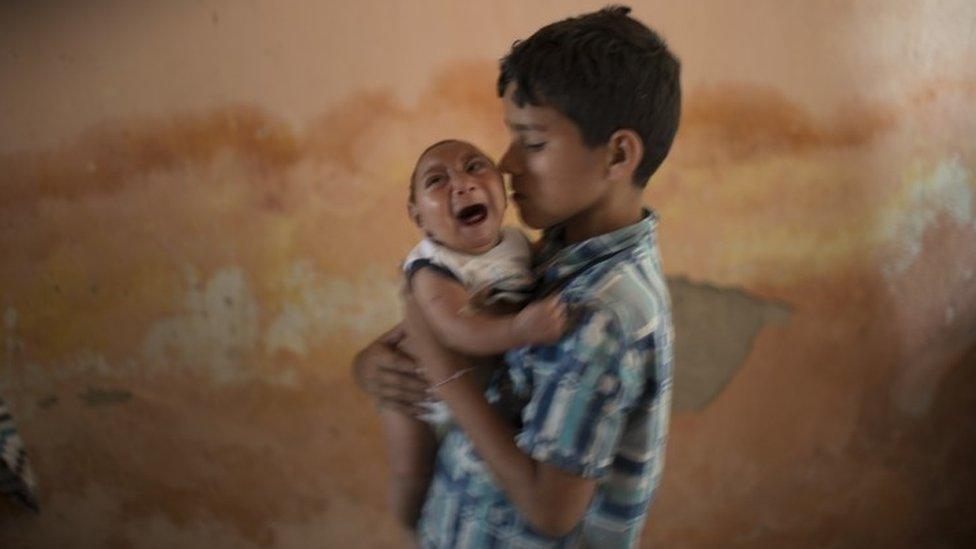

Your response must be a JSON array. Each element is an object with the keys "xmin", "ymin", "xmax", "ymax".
[{"xmin": 456, "ymin": 204, "xmax": 488, "ymax": 226}]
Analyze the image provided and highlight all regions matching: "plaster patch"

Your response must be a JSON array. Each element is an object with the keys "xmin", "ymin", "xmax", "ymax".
[
  {"xmin": 1, "ymin": 350, "xmax": 119, "ymax": 394},
  {"xmin": 142, "ymin": 265, "xmax": 260, "ymax": 383},
  {"xmin": 70, "ymin": 350, "xmax": 114, "ymax": 377},
  {"xmin": 881, "ymin": 156, "xmax": 974, "ymax": 280},
  {"xmin": 264, "ymin": 262, "xmax": 399, "ymax": 358}
]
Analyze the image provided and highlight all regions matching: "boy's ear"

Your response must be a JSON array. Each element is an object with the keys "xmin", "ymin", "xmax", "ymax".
[{"xmin": 606, "ymin": 129, "xmax": 644, "ymax": 183}]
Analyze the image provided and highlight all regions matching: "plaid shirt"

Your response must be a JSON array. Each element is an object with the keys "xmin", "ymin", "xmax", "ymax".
[{"xmin": 418, "ymin": 210, "xmax": 674, "ymax": 548}]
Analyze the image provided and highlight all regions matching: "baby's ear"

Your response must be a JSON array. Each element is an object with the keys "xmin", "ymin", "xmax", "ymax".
[{"xmin": 407, "ymin": 202, "xmax": 423, "ymax": 228}]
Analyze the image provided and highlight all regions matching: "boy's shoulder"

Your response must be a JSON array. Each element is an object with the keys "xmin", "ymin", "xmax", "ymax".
[{"xmin": 565, "ymin": 242, "xmax": 670, "ymax": 344}]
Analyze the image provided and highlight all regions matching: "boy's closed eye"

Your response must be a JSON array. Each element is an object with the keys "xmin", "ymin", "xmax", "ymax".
[{"xmin": 514, "ymin": 135, "xmax": 546, "ymax": 151}]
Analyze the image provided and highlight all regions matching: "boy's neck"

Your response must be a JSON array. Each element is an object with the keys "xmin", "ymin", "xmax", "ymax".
[{"xmin": 562, "ymin": 186, "xmax": 644, "ymax": 244}]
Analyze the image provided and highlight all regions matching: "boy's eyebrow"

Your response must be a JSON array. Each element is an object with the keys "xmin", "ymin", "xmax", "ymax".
[{"xmin": 506, "ymin": 120, "xmax": 548, "ymax": 131}]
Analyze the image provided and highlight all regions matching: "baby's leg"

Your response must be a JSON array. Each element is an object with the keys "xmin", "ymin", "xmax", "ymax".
[{"xmin": 379, "ymin": 406, "xmax": 437, "ymax": 531}]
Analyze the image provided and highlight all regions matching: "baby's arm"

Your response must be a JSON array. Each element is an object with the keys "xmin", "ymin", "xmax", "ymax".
[{"xmin": 411, "ymin": 268, "xmax": 566, "ymax": 356}]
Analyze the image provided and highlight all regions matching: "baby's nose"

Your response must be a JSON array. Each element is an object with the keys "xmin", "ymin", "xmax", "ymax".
[{"xmin": 452, "ymin": 178, "xmax": 477, "ymax": 194}]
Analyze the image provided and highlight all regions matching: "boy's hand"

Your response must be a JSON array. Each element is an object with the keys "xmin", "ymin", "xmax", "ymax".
[
  {"xmin": 512, "ymin": 294, "xmax": 568, "ymax": 346},
  {"xmin": 352, "ymin": 324, "xmax": 430, "ymax": 417}
]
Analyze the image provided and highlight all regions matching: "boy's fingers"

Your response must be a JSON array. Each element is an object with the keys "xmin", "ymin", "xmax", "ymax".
[
  {"xmin": 379, "ymin": 354, "xmax": 422, "ymax": 375},
  {"xmin": 378, "ymin": 383, "xmax": 428, "ymax": 404},
  {"xmin": 377, "ymin": 370, "xmax": 429, "ymax": 394},
  {"xmin": 379, "ymin": 399, "xmax": 428, "ymax": 418}
]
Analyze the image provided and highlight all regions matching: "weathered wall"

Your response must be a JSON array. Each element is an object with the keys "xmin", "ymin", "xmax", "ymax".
[{"xmin": 1, "ymin": 1, "xmax": 974, "ymax": 547}]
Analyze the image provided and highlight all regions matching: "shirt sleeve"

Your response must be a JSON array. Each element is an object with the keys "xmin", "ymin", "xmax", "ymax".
[
  {"xmin": 404, "ymin": 258, "xmax": 461, "ymax": 284},
  {"xmin": 514, "ymin": 306, "xmax": 641, "ymax": 478}
]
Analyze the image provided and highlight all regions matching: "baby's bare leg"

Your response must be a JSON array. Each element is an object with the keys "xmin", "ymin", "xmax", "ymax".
[{"xmin": 379, "ymin": 406, "xmax": 437, "ymax": 531}]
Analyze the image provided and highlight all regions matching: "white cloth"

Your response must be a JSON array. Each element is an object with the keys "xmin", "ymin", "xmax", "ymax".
[
  {"xmin": 403, "ymin": 226, "xmax": 534, "ymax": 306},
  {"xmin": 403, "ymin": 226, "xmax": 534, "ymax": 430}
]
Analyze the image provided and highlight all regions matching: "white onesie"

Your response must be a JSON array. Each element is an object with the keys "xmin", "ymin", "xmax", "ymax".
[{"xmin": 402, "ymin": 226, "xmax": 534, "ymax": 428}]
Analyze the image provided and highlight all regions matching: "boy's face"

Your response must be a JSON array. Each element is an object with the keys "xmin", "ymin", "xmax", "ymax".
[
  {"xmin": 410, "ymin": 141, "xmax": 507, "ymax": 255},
  {"xmin": 499, "ymin": 83, "xmax": 610, "ymax": 231}
]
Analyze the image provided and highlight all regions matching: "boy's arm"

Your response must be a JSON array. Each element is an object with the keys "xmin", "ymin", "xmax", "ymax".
[
  {"xmin": 433, "ymin": 370, "xmax": 596, "ymax": 537},
  {"xmin": 411, "ymin": 268, "xmax": 565, "ymax": 356},
  {"xmin": 401, "ymin": 291, "xmax": 599, "ymax": 537}
]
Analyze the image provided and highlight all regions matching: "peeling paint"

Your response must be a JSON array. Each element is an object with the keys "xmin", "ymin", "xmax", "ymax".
[
  {"xmin": 142, "ymin": 265, "xmax": 260, "ymax": 383},
  {"xmin": 264, "ymin": 262, "xmax": 399, "ymax": 358},
  {"xmin": 880, "ymin": 156, "xmax": 975, "ymax": 281},
  {"xmin": 668, "ymin": 276, "xmax": 792, "ymax": 412}
]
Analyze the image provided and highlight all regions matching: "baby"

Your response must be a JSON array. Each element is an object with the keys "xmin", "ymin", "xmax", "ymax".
[
  {"xmin": 381, "ymin": 139, "xmax": 567, "ymax": 527},
  {"xmin": 405, "ymin": 139, "xmax": 566, "ymax": 363}
]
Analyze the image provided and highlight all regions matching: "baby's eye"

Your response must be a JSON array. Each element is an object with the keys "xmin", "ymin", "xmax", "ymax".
[
  {"xmin": 425, "ymin": 175, "xmax": 444, "ymax": 188},
  {"xmin": 521, "ymin": 141, "xmax": 546, "ymax": 151},
  {"xmin": 467, "ymin": 159, "xmax": 487, "ymax": 172}
]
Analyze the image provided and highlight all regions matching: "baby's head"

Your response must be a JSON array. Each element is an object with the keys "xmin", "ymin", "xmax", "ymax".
[{"xmin": 408, "ymin": 140, "xmax": 507, "ymax": 255}]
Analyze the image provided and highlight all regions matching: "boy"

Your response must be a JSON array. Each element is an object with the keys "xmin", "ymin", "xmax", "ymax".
[{"xmin": 356, "ymin": 6, "xmax": 680, "ymax": 547}]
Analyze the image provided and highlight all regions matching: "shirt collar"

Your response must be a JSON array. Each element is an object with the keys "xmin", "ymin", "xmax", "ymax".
[{"xmin": 534, "ymin": 208, "xmax": 658, "ymax": 288}]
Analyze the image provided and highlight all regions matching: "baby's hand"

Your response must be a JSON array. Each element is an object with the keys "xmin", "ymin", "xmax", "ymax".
[{"xmin": 512, "ymin": 294, "xmax": 568, "ymax": 346}]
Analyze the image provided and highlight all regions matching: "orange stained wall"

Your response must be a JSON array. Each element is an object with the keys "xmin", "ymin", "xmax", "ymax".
[{"xmin": 1, "ymin": 1, "xmax": 974, "ymax": 547}]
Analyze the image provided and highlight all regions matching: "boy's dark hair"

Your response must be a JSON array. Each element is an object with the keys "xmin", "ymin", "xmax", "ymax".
[{"xmin": 497, "ymin": 5, "xmax": 681, "ymax": 187}]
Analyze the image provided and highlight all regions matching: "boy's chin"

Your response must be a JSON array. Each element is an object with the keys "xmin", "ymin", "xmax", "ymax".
[{"xmin": 516, "ymin": 208, "xmax": 553, "ymax": 231}]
